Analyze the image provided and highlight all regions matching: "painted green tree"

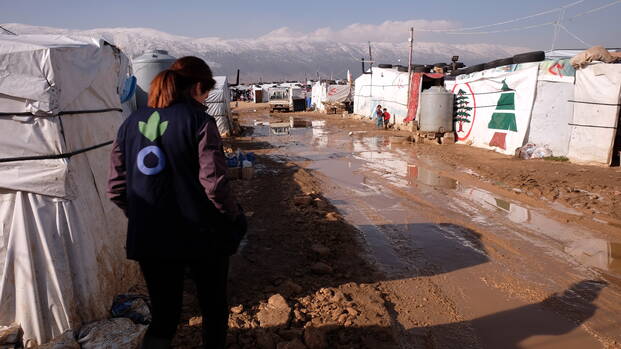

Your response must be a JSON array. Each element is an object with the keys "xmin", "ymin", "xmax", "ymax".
[
  {"xmin": 487, "ymin": 80, "xmax": 517, "ymax": 132},
  {"xmin": 454, "ymin": 89, "xmax": 472, "ymax": 132}
]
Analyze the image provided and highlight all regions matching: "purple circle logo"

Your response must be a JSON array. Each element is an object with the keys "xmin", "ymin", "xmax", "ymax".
[{"xmin": 137, "ymin": 145, "xmax": 166, "ymax": 175}]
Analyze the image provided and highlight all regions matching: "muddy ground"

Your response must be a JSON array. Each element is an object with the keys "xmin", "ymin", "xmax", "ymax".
[{"xmin": 170, "ymin": 103, "xmax": 621, "ymax": 349}]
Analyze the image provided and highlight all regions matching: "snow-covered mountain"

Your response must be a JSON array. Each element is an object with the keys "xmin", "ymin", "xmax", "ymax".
[{"xmin": 2, "ymin": 23, "xmax": 529, "ymax": 82}]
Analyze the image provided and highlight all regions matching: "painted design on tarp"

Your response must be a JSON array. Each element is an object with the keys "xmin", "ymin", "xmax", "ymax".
[
  {"xmin": 488, "ymin": 80, "xmax": 516, "ymax": 150},
  {"xmin": 137, "ymin": 111, "xmax": 168, "ymax": 176},
  {"xmin": 540, "ymin": 59, "xmax": 576, "ymax": 79},
  {"xmin": 451, "ymin": 82, "xmax": 476, "ymax": 141}
]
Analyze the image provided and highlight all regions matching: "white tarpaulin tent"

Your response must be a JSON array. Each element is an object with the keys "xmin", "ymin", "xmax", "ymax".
[
  {"xmin": 527, "ymin": 80, "xmax": 574, "ymax": 157},
  {"xmin": 0, "ymin": 35, "xmax": 140, "ymax": 345},
  {"xmin": 205, "ymin": 76, "xmax": 233, "ymax": 136},
  {"xmin": 311, "ymin": 82, "xmax": 327, "ymax": 112},
  {"xmin": 446, "ymin": 65, "xmax": 539, "ymax": 155},
  {"xmin": 311, "ymin": 82, "xmax": 351, "ymax": 112},
  {"xmin": 527, "ymin": 59, "xmax": 576, "ymax": 157},
  {"xmin": 251, "ymin": 84, "xmax": 272, "ymax": 103},
  {"xmin": 567, "ymin": 63, "xmax": 621, "ymax": 165},
  {"xmin": 353, "ymin": 67, "xmax": 409, "ymax": 124}
]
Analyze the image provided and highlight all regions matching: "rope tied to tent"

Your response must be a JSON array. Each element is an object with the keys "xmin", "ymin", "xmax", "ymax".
[
  {"xmin": 0, "ymin": 107, "xmax": 123, "ymax": 163},
  {"xmin": 0, "ymin": 108, "xmax": 123, "ymax": 117},
  {"xmin": 0, "ymin": 140, "xmax": 114, "ymax": 163}
]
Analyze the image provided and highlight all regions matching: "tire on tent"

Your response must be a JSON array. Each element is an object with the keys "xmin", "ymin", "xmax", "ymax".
[
  {"xmin": 469, "ymin": 64, "xmax": 485, "ymax": 73},
  {"xmin": 410, "ymin": 64, "xmax": 423, "ymax": 70},
  {"xmin": 450, "ymin": 68, "xmax": 467, "ymax": 76},
  {"xmin": 378, "ymin": 63, "xmax": 393, "ymax": 68},
  {"xmin": 461, "ymin": 66, "xmax": 476, "ymax": 75},
  {"xmin": 484, "ymin": 60, "xmax": 501, "ymax": 70},
  {"xmin": 513, "ymin": 51, "xmax": 545, "ymax": 64},
  {"xmin": 497, "ymin": 57, "xmax": 514, "ymax": 67},
  {"xmin": 397, "ymin": 66, "xmax": 409, "ymax": 72}
]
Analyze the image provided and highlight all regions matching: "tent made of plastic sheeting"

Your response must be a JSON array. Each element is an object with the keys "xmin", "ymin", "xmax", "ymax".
[
  {"xmin": 251, "ymin": 85, "xmax": 272, "ymax": 103},
  {"xmin": 527, "ymin": 80, "xmax": 575, "ymax": 157},
  {"xmin": 567, "ymin": 63, "xmax": 621, "ymax": 165},
  {"xmin": 205, "ymin": 76, "xmax": 233, "ymax": 136},
  {"xmin": 0, "ymin": 35, "xmax": 141, "ymax": 345},
  {"xmin": 311, "ymin": 82, "xmax": 351, "ymax": 112},
  {"xmin": 311, "ymin": 82, "xmax": 327, "ymax": 112},
  {"xmin": 354, "ymin": 67, "xmax": 409, "ymax": 124}
]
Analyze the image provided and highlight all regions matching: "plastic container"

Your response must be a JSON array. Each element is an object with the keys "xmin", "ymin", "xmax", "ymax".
[
  {"xmin": 419, "ymin": 86, "xmax": 454, "ymax": 133},
  {"xmin": 132, "ymin": 49, "xmax": 176, "ymax": 108}
]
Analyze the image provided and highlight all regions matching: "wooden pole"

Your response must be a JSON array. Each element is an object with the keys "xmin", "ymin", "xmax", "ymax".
[{"xmin": 407, "ymin": 27, "xmax": 414, "ymax": 110}]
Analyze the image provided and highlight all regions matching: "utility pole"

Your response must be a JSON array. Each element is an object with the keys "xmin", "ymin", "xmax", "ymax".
[
  {"xmin": 407, "ymin": 27, "xmax": 414, "ymax": 115},
  {"xmin": 368, "ymin": 41, "xmax": 373, "ymax": 96}
]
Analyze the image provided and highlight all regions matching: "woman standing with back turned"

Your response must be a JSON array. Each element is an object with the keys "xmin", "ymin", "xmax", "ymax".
[{"xmin": 107, "ymin": 56, "xmax": 246, "ymax": 349}]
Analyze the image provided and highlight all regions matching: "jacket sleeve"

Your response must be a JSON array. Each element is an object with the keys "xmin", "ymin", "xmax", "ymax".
[
  {"xmin": 107, "ymin": 139, "xmax": 128, "ymax": 216},
  {"xmin": 198, "ymin": 118, "xmax": 240, "ymax": 220}
]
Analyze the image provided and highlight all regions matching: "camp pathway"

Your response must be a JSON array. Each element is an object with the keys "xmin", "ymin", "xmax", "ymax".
[{"xmin": 236, "ymin": 108, "xmax": 621, "ymax": 348}]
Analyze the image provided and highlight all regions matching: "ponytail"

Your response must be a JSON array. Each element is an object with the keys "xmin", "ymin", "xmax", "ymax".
[
  {"xmin": 147, "ymin": 56, "xmax": 216, "ymax": 109},
  {"xmin": 148, "ymin": 69, "xmax": 178, "ymax": 108}
]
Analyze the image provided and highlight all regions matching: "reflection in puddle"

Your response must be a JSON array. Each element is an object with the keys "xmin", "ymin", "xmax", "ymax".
[
  {"xmin": 415, "ymin": 166, "xmax": 458, "ymax": 189},
  {"xmin": 248, "ymin": 117, "xmax": 621, "ymax": 278},
  {"xmin": 565, "ymin": 240, "xmax": 621, "ymax": 273}
]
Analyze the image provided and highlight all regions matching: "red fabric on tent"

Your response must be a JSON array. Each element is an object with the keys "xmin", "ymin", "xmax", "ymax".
[{"xmin": 405, "ymin": 73, "xmax": 444, "ymax": 123}]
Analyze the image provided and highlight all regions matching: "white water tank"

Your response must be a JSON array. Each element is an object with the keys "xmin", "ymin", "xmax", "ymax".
[
  {"xmin": 419, "ymin": 86, "xmax": 454, "ymax": 133},
  {"xmin": 133, "ymin": 49, "xmax": 176, "ymax": 108}
]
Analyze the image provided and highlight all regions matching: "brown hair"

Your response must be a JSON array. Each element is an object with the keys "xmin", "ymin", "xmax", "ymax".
[{"xmin": 147, "ymin": 56, "xmax": 216, "ymax": 108}]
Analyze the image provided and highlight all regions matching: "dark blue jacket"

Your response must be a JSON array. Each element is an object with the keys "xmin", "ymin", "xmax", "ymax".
[{"xmin": 107, "ymin": 101, "xmax": 240, "ymax": 260}]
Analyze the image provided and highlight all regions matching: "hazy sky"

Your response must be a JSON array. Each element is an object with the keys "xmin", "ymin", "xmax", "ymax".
[{"xmin": 3, "ymin": 0, "xmax": 620, "ymax": 49}]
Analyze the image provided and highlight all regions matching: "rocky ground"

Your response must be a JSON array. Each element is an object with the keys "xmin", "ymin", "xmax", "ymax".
[{"xmin": 173, "ymin": 154, "xmax": 402, "ymax": 348}]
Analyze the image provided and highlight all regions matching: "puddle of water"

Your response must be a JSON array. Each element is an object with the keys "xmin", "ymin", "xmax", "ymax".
[
  {"xmin": 565, "ymin": 240, "xmax": 621, "ymax": 274},
  {"xmin": 246, "ymin": 117, "xmax": 621, "ymax": 278}
]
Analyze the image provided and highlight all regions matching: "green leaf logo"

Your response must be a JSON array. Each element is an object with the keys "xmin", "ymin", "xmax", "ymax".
[{"xmin": 138, "ymin": 111, "xmax": 169, "ymax": 142}]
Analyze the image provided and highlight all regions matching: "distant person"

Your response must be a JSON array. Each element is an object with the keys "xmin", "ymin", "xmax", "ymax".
[
  {"xmin": 383, "ymin": 108, "xmax": 391, "ymax": 129},
  {"xmin": 375, "ymin": 105, "xmax": 384, "ymax": 129},
  {"xmin": 373, "ymin": 104, "xmax": 382, "ymax": 121},
  {"xmin": 107, "ymin": 56, "xmax": 246, "ymax": 349}
]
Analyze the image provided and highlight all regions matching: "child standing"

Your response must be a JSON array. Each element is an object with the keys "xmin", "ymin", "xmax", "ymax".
[{"xmin": 383, "ymin": 108, "xmax": 391, "ymax": 129}]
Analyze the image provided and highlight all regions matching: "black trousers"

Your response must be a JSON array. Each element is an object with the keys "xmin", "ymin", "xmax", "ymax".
[{"xmin": 139, "ymin": 256, "xmax": 230, "ymax": 349}]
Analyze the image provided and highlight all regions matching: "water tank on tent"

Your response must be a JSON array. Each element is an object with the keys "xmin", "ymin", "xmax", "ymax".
[
  {"xmin": 132, "ymin": 49, "xmax": 176, "ymax": 108},
  {"xmin": 418, "ymin": 86, "xmax": 454, "ymax": 133}
]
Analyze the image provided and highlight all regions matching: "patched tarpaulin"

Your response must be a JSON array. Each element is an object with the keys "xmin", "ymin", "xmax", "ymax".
[
  {"xmin": 567, "ymin": 63, "xmax": 621, "ymax": 165},
  {"xmin": 0, "ymin": 35, "xmax": 140, "ymax": 345}
]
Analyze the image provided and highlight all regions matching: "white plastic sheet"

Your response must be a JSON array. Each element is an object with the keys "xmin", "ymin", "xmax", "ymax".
[
  {"xmin": 0, "ymin": 35, "xmax": 141, "ymax": 345},
  {"xmin": 567, "ymin": 63, "xmax": 621, "ymax": 165},
  {"xmin": 527, "ymin": 80, "xmax": 574, "ymax": 157},
  {"xmin": 353, "ymin": 67, "xmax": 409, "ymax": 124},
  {"xmin": 205, "ymin": 76, "xmax": 232, "ymax": 136}
]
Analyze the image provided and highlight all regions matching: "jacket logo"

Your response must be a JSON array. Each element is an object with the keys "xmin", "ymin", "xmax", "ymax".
[
  {"xmin": 137, "ymin": 111, "xmax": 168, "ymax": 176},
  {"xmin": 138, "ymin": 111, "xmax": 168, "ymax": 141}
]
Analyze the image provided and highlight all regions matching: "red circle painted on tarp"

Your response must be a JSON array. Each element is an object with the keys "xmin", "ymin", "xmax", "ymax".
[{"xmin": 451, "ymin": 82, "xmax": 476, "ymax": 142}]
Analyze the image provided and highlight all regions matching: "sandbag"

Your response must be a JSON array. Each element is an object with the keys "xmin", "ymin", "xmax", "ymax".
[{"xmin": 570, "ymin": 46, "xmax": 621, "ymax": 69}]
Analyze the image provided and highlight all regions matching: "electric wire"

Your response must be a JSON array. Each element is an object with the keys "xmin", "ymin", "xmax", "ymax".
[
  {"xmin": 414, "ymin": 0, "xmax": 584, "ymax": 33},
  {"xmin": 0, "ymin": 25, "xmax": 17, "ymax": 35}
]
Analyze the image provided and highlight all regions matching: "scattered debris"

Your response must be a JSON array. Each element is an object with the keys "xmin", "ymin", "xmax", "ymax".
[
  {"xmin": 0, "ymin": 323, "xmax": 22, "ymax": 347},
  {"xmin": 77, "ymin": 318, "xmax": 146, "ymax": 349},
  {"xmin": 38, "ymin": 331, "xmax": 80, "ymax": 349},
  {"xmin": 110, "ymin": 294, "xmax": 151, "ymax": 325}
]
